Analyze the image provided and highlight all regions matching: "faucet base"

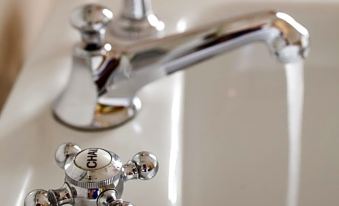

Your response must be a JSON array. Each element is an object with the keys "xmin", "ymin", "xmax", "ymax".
[{"xmin": 53, "ymin": 97, "xmax": 141, "ymax": 131}]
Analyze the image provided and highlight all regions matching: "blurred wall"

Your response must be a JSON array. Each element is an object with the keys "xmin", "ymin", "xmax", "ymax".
[{"xmin": 0, "ymin": 0, "xmax": 55, "ymax": 111}]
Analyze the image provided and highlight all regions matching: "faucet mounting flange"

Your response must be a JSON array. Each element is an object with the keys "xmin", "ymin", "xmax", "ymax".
[{"xmin": 54, "ymin": 95, "xmax": 141, "ymax": 130}]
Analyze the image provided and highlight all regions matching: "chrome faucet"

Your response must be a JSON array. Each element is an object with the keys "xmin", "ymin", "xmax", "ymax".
[{"xmin": 53, "ymin": 2, "xmax": 309, "ymax": 130}]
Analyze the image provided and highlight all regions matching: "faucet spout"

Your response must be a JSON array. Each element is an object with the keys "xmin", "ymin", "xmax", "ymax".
[
  {"xmin": 53, "ymin": 9, "xmax": 309, "ymax": 130},
  {"xmin": 104, "ymin": 11, "xmax": 309, "ymax": 98}
]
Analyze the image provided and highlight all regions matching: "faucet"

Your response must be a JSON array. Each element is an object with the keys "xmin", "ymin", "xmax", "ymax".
[{"xmin": 53, "ymin": 2, "xmax": 309, "ymax": 130}]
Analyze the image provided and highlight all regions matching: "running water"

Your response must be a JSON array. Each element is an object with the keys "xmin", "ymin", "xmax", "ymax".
[{"xmin": 284, "ymin": 61, "xmax": 304, "ymax": 206}]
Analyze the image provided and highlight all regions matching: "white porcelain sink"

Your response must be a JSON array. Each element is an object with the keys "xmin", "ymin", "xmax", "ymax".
[{"xmin": 0, "ymin": 1, "xmax": 338, "ymax": 206}]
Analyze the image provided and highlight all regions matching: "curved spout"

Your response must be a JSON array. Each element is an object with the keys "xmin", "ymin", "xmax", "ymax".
[
  {"xmin": 103, "ymin": 10, "xmax": 309, "ymax": 98},
  {"xmin": 53, "ymin": 10, "xmax": 309, "ymax": 130}
]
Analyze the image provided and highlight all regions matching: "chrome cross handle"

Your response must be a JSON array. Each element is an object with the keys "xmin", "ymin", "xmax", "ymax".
[
  {"xmin": 70, "ymin": 4, "xmax": 113, "ymax": 48},
  {"xmin": 24, "ymin": 143, "xmax": 159, "ymax": 206}
]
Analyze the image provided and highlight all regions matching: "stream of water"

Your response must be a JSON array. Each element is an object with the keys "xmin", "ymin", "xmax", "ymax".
[{"xmin": 285, "ymin": 61, "xmax": 304, "ymax": 206}]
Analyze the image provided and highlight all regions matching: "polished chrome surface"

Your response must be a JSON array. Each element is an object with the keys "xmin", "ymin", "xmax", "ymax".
[
  {"xmin": 65, "ymin": 148, "xmax": 123, "ymax": 189},
  {"xmin": 55, "ymin": 142, "xmax": 81, "ymax": 169},
  {"xmin": 97, "ymin": 189, "xmax": 118, "ymax": 206},
  {"xmin": 53, "ymin": 3, "xmax": 309, "ymax": 130},
  {"xmin": 24, "ymin": 143, "xmax": 159, "ymax": 206},
  {"xmin": 123, "ymin": 151, "xmax": 159, "ymax": 181},
  {"xmin": 71, "ymin": 4, "xmax": 113, "ymax": 48},
  {"xmin": 97, "ymin": 190, "xmax": 133, "ymax": 206},
  {"xmin": 25, "ymin": 190, "xmax": 54, "ymax": 206},
  {"xmin": 131, "ymin": 151, "xmax": 159, "ymax": 180},
  {"xmin": 110, "ymin": 0, "xmax": 165, "ymax": 39},
  {"xmin": 24, "ymin": 183, "xmax": 74, "ymax": 206}
]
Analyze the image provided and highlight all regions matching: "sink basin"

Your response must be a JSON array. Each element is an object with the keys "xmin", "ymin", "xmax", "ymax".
[
  {"xmin": 0, "ymin": 1, "xmax": 338, "ymax": 206},
  {"xmin": 182, "ymin": 3, "xmax": 339, "ymax": 206}
]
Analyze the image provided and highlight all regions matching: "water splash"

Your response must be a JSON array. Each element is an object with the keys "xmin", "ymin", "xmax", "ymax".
[{"xmin": 285, "ymin": 61, "xmax": 304, "ymax": 206}]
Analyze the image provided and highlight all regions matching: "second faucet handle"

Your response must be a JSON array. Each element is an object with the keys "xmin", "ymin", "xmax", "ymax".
[
  {"xmin": 55, "ymin": 143, "xmax": 159, "ymax": 191},
  {"xmin": 26, "ymin": 143, "xmax": 159, "ymax": 206},
  {"xmin": 70, "ymin": 4, "xmax": 113, "ymax": 49}
]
